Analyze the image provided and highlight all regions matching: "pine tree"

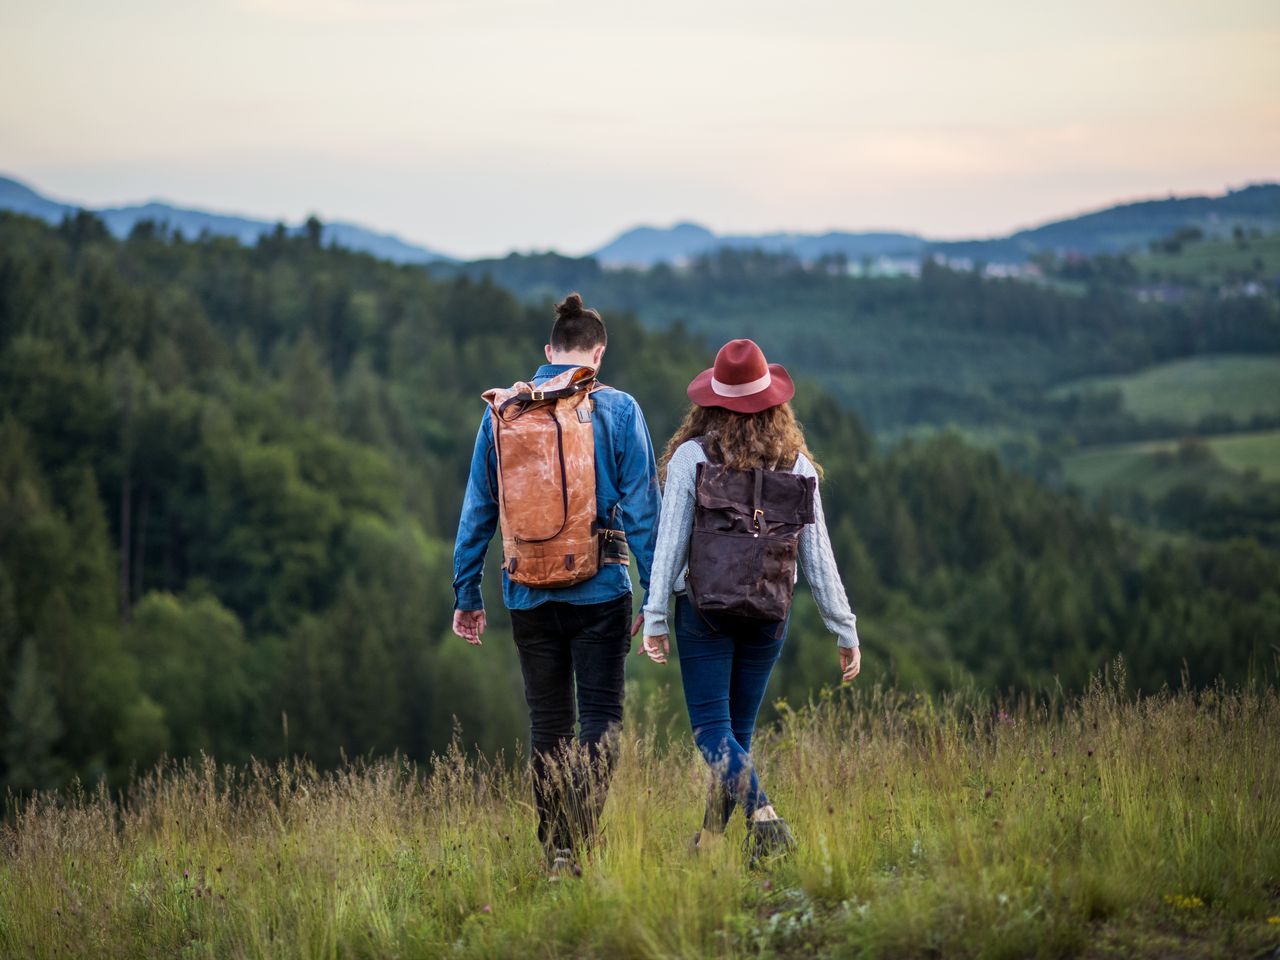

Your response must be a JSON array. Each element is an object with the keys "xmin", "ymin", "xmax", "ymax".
[
  {"xmin": 0, "ymin": 563, "xmax": 16, "ymax": 724},
  {"xmin": 3, "ymin": 638, "xmax": 65, "ymax": 791},
  {"xmin": 283, "ymin": 331, "xmax": 337, "ymax": 424}
]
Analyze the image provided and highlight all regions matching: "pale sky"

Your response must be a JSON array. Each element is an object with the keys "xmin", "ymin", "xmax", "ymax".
[{"xmin": 2, "ymin": 0, "xmax": 1277, "ymax": 257}]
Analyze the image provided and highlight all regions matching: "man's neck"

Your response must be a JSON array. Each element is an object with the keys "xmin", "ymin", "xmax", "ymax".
[{"xmin": 546, "ymin": 354, "xmax": 598, "ymax": 369}]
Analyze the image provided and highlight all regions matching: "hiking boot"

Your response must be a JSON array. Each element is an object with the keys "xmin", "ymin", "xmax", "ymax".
[
  {"xmin": 548, "ymin": 848, "xmax": 581, "ymax": 881},
  {"xmin": 744, "ymin": 818, "xmax": 796, "ymax": 868},
  {"xmin": 689, "ymin": 828, "xmax": 725, "ymax": 856}
]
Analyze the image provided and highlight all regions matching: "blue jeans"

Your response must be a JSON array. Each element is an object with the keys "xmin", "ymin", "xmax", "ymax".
[{"xmin": 674, "ymin": 595, "xmax": 788, "ymax": 828}]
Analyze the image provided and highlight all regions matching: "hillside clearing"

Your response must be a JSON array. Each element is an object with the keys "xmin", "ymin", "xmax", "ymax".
[
  {"xmin": 1063, "ymin": 429, "xmax": 1280, "ymax": 496},
  {"xmin": 1051, "ymin": 355, "xmax": 1280, "ymax": 425},
  {"xmin": 1133, "ymin": 232, "xmax": 1280, "ymax": 283}
]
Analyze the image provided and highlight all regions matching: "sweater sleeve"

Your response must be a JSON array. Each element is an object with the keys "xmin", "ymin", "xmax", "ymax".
[
  {"xmin": 641, "ymin": 441, "xmax": 701, "ymax": 638},
  {"xmin": 796, "ymin": 455, "xmax": 860, "ymax": 648}
]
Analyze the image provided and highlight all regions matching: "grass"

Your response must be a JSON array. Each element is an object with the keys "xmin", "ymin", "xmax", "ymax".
[
  {"xmin": 2, "ymin": 674, "xmax": 1279, "ymax": 959},
  {"xmin": 1207, "ymin": 430, "xmax": 1280, "ymax": 479},
  {"xmin": 1062, "ymin": 430, "xmax": 1280, "ymax": 498},
  {"xmin": 1133, "ymin": 233, "xmax": 1280, "ymax": 285},
  {"xmin": 1051, "ymin": 355, "xmax": 1280, "ymax": 425}
]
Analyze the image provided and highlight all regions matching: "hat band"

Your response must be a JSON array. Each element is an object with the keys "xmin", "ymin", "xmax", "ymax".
[{"xmin": 711, "ymin": 370, "xmax": 772, "ymax": 398}]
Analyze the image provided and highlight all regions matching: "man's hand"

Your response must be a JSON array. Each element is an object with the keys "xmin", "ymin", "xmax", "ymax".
[
  {"xmin": 630, "ymin": 613, "xmax": 644, "ymax": 644},
  {"xmin": 840, "ymin": 646, "xmax": 861, "ymax": 683},
  {"xmin": 637, "ymin": 633, "xmax": 669, "ymax": 665},
  {"xmin": 453, "ymin": 609, "xmax": 487, "ymax": 645}
]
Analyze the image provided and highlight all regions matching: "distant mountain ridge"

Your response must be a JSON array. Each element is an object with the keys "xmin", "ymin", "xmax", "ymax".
[
  {"xmin": 591, "ymin": 183, "xmax": 1280, "ymax": 266},
  {"xmin": 0, "ymin": 175, "xmax": 454, "ymax": 264},
  {"xmin": 4, "ymin": 172, "xmax": 1278, "ymax": 269},
  {"xmin": 592, "ymin": 222, "xmax": 926, "ymax": 266}
]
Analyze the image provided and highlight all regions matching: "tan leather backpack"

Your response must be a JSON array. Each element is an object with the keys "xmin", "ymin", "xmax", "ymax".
[{"xmin": 482, "ymin": 365, "xmax": 610, "ymax": 588}]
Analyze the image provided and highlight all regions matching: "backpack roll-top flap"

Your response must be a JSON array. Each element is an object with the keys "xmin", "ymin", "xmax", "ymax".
[{"xmin": 694, "ymin": 465, "xmax": 816, "ymax": 529}]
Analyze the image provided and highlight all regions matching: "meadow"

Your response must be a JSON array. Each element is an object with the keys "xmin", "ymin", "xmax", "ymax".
[
  {"xmin": 1207, "ymin": 429, "xmax": 1280, "ymax": 479},
  {"xmin": 1051, "ymin": 354, "xmax": 1280, "ymax": 426},
  {"xmin": 1133, "ymin": 233, "xmax": 1280, "ymax": 286},
  {"xmin": 1062, "ymin": 429, "xmax": 1280, "ymax": 498},
  {"xmin": 3, "ymin": 673, "xmax": 1278, "ymax": 960}
]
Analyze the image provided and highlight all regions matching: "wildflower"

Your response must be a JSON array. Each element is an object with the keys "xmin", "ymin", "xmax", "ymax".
[
  {"xmin": 480, "ymin": 904, "xmax": 491, "ymax": 915},
  {"xmin": 1267, "ymin": 916, "xmax": 1280, "ymax": 925},
  {"xmin": 984, "ymin": 787, "xmax": 993, "ymax": 798},
  {"xmin": 1163, "ymin": 893, "xmax": 1204, "ymax": 910}
]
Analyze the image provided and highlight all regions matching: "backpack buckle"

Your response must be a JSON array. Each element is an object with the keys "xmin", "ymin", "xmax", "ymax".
[
  {"xmin": 753, "ymin": 508, "xmax": 764, "ymax": 529},
  {"xmin": 530, "ymin": 389, "xmax": 546, "ymax": 401}
]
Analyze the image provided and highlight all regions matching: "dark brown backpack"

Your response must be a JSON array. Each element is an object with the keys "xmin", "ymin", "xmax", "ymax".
[{"xmin": 686, "ymin": 442, "xmax": 816, "ymax": 621}]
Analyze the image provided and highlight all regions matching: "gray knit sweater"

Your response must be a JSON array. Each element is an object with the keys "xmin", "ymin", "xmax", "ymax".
[{"xmin": 642, "ymin": 440, "xmax": 860, "ymax": 648}]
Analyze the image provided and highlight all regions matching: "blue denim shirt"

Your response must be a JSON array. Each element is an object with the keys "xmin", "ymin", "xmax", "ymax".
[{"xmin": 452, "ymin": 364, "xmax": 661, "ymax": 611}]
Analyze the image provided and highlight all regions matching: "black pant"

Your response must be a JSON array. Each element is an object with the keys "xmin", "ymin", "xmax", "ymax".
[{"xmin": 509, "ymin": 594, "xmax": 631, "ymax": 857}]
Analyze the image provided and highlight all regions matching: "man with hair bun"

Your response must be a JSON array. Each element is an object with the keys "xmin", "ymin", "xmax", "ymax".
[{"xmin": 452, "ymin": 292, "xmax": 660, "ymax": 877}]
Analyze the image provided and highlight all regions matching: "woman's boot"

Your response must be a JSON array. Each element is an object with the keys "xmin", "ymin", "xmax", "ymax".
[{"xmin": 744, "ymin": 817, "xmax": 796, "ymax": 868}]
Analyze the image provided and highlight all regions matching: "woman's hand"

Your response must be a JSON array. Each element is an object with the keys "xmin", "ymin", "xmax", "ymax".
[
  {"xmin": 839, "ymin": 645, "xmax": 860, "ymax": 682},
  {"xmin": 637, "ymin": 633, "xmax": 669, "ymax": 665}
]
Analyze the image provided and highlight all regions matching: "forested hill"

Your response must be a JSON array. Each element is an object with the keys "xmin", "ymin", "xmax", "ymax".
[
  {"xmin": 589, "ymin": 183, "xmax": 1280, "ymax": 265},
  {"xmin": 431, "ymin": 247, "xmax": 1280, "ymax": 439},
  {"xmin": 1, "ymin": 210, "xmax": 1277, "ymax": 794}
]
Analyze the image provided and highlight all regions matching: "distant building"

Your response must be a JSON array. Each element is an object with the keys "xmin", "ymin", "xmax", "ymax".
[
  {"xmin": 845, "ymin": 256, "xmax": 921, "ymax": 278},
  {"xmin": 1135, "ymin": 284, "xmax": 1189, "ymax": 303},
  {"xmin": 1218, "ymin": 281, "xmax": 1267, "ymax": 299}
]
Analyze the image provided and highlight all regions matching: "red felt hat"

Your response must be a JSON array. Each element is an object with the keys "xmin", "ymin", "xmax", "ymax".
[{"xmin": 687, "ymin": 339, "xmax": 795, "ymax": 413}]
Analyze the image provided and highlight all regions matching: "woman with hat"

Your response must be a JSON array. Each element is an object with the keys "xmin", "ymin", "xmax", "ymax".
[{"xmin": 637, "ymin": 338, "xmax": 861, "ymax": 864}]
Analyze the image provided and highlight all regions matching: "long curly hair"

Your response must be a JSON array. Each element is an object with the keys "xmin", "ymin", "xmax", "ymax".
[{"xmin": 659, "ymin": 402, "xmax": 822, "ymax": 482}]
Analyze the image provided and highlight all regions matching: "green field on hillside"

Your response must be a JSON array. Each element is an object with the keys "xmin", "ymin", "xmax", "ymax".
[
  {"xmin": 1063, "ymin": 430, "xmax": 1280, "ymax": 499},
  {"xmin": 1134, "ymin": 232, "xmax": 1280, "ymax": 284},
  {"xmin": 1206, "ymin": 429, "xmax": 1280, "ymax": 478},
  {"xmin": 1052, "ymin": 355, "xmax": 1280, "ymax": 425}
]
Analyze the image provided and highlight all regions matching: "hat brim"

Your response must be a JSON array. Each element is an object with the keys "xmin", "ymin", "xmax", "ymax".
[{"xmin": 687, "ymin": 363, "xmax": 795, "ymax": 414}]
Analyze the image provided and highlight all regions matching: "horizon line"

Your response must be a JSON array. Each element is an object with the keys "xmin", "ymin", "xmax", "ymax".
[{"xmin": 4, "ymin": 170, "xmax": 1277, "ymax": 263}]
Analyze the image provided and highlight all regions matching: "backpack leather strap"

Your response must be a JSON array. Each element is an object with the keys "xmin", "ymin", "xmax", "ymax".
[
  {"xmin": 498, "ymin": 376, "xmax": 596, "ymax": 416},
  {"xmin": 752, "ymin": 468, "xmax": 764, "ymax": 531}
]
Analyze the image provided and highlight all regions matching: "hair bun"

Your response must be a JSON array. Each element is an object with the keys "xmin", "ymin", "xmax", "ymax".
[{"xmin": 555, "ymin": 292, "xmax": 585, "ymax": 320}]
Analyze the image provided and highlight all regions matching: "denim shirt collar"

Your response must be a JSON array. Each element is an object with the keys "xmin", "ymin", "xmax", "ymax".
[{"xmin": 533, "ymin": 363, "xmax": 584, "ymax": 383}]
